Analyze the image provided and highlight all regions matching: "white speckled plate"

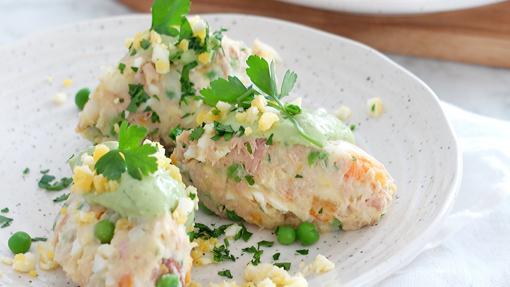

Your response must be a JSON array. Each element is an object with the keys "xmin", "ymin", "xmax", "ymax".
[
  {"xmin": 278, "ymin": 0, "xmax": 504, "ymax": 14},
  {"xmin": 0, "ymin": 15, "xmax": 461, "ymax": 286}
]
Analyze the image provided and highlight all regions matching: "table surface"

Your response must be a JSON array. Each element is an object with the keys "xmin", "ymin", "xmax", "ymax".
[{"xmin": 1, "ymin": 1, "xmax": 509, "ymax": 287}]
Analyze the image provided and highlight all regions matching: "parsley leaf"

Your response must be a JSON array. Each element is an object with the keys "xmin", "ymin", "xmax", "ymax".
[
  {"xmin": 201, "ymin": 76, "xmax": 255, "ymax": 107},
  {"xmin": 118, "ymin": 63, "xmax": 126, "ymax": 74},
  {"xmin": 53, "ymin": 193, "xmax": 69, "ymax": 203},
  {"xmin": 38, "ymin": 174, "xmax": 72, "ymax": 191},
  {"xmin": 151, "ymin": 0, "xmax": 190, "ymax": 36},
  {"xmin": 226, "ymin": 163, "xmax": 244, "ymax": 182},
  {"xmin": 308, "ymin": 150, "xmax": 328, "ymax": 166},
  {"xmin": 234, "ymin": 223, "xmax": 252, "ymax": 241},
  {"xmin": 242, "ymin": 246, "xmax": 263, "ymax": 265},
  {"xmin": 0, "ymin": 208, "xmax": 8, "ymax": 213},
  {"xmin": 169, "ymin": 126, "xmax": 184, "ymax": 140},
  {"xmin": 127, "ymin": 84, "xmax": 150, "ymax": 112},
  {"xmin": 95, "ymin": 122, "xmax": 157, "ymax": 181},
  {"xmin": 257, "ymin": 240, "xmax": 274, "ymax": 248},
  {"xmin": 226, "ymin": 209, "xmax": 243, "ymax": 222},
  {"xmin": 180, "ymin": 61, "xmax": 198, "ymax": 103},
  {"xmin": 296, "ymin": 249, "xmax": 309, "ymax": 255},
  {"xmin": 280, "ymin": 70, "xmax": 298, "ymax": 98},
  {"xmin": 246, "ymin": 55, "xmax": 274, "ymax": 97},
  {"xmin": 212, "ymin": 244, "xmax": 235, "ymax": 262},
  {"xmin": 272, "ymin": 252, "xmax": 280, "ymax": 261},
  {"xmin": 31, "ymin": 237, "xmax": 47, "ymax": 242},
  {"xmin": 95, "ymin": 151, "xmax": 126, "ymax": 181},
  {"xmin": 274, "ymin": 262, "xmax": 291, "ymax": 271},
  {"xmin": 0, "ymin": 215, "xmax": 13, "ymax": 228},
  {"xmin": 218, "ymin": 269, "xmax": 233, "ymax": 279},
  {"xmin": 189, "ymin": 126, "xmax": 205, "ymax": 141},
  {"xmin": 140, "ymin": 38, "xmax": 151, "ymax": 50},
  {"xmin": 22, "ymin": 168, "xmax": 30, "ymax": 175}
]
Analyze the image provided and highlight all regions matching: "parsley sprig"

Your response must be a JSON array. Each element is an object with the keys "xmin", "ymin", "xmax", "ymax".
[
  {"xmin": 95, "ymin": 122, "xmax": 158, "ymax": 181},
  {"xmin": 200, "ymin": 55, "xmax": 322, "ymax": 147}
]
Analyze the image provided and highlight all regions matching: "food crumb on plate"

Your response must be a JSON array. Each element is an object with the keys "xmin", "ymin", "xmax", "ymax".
[
  {"xmin": 335, "ymin": 105, "xmax": 352, "ymax": 121},
  {"xmin": 302, "ymin": 254, "xmax": 335, "ymax": 275},
  {"xmin": 367, "ymin": 97, "xmax": 384, "ymax": 117},
  {"xmin": 52, "ymin": 92, "xmax": 67, "ymax": 105},
  {"xmin": 63, "ymin": 78, "xmax": 73, "ymax": 88}
]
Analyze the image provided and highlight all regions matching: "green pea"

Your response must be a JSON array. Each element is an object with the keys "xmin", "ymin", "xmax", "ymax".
[
  {"xmin": 276, "ymin": 225, "xmax": 296, "ymax": 245},
  {"xmin": 75, "ymin": 87, "xmax": 90, "ymax": 110},
  {"xmin": 94, "ymin": 219, "xmax": 115, "ymax": 244},
  {"xmin": 8, "ymin": 231, "xmax": 31, "ymax": 254},
  {"xmin": 296, "ymin": 222, "xmax": 320, "ymax": 246},
  {"xmin": 156, "ymin": 273, "xmax": 181, "ymax": 287}
]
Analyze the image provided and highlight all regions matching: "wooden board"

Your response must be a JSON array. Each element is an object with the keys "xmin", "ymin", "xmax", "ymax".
[{"xmin": 119, "ymin": 0, "xmax": 510, "ymax": 68}]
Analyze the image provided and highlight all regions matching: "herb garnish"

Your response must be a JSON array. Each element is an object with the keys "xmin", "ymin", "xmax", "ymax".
[
  {"xmin": 151, "ymin": 0, "xmax": 190, "ymax": 36},
  {"xmin": 22, "ymin": 168, "xmax": 30, "ymax": 175},
  {"xmin": 274, "ymin": 262, "xmax": 291, "ymax": 271},
  {"xmin": 234, "ymin": 223, "xmax": 252, "ymax": 241},
  {"xmin": 193, "ymin": 223, "xmax": 231, "ymax": 239},
  {"xmin": 218, "ymin": 269, "xmax": 233, "ymax": 279},
  {"xmin": 118, "ymin": 63, "xmax": 126, "ymax": 74},
  {"xmin": 31, "ymin": 237, "xmax": 48, "ymax": 242},
  {"xmin": 189, "ymin": 125, "xmax": 205, "ymax": 141},
  {"xmin": 0, "ymin": 215, "xmax": 13, "ymax": 228},
  {"xmin": 242, "ymin": 246, "xmax": 263, "ymax": 265},
  {"xmin": 169, "ymin": 126, "xmax": 184, "ymax": 140},
  {"xmin": 257, "ymin": 240, "xmax": 274, "ymax": 248},
  {"xmin": 38, "ymin": 174, "xmax": 72, "ymax": 191},
  {"xmin": 307, "ymin": 150, "xmax": 328, "ymax": 166},
  {"xmin": 140, "ymin": 39, "xmax": 151, "ymax": 50},
  {"xmin": 272, "ymin": 252, "xmax": 280, "ymax": 261},
  {"xmin": 53, "ymin": 193, "xmax": 70, "ymax": 203},
  {"xmin": 179, "ymin": 61, "xmax": 198, "ymax": 103},
  {"xmin": 95, "ymin": 122, "xmax": 158, "ymax": 181},
  {"xmin": 1, "ymin": 208, "xmax": 9, "ymax": 213},
  {"xmin": 127, "ymin": 84, "xmax": 150, "ymax": 112},
  {"xmin": 226, "ymin": 209, "xmax": 243, "ymax": 222},
  {"xmin": 296, "ymin": 249, "xmax": 309, "ymax": 255},
  {"xmin": 212, "ymin": 243, "xmax": 235, "ymax": 262}
]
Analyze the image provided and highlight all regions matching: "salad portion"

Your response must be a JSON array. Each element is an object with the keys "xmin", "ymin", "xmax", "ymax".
[
  {"xmin": 51, "ymin": 122, "xmax": 198, "ymax": 286},
  {"xmin": 172, "ymin": 56, "xmax": 396, "ymax": 232}
]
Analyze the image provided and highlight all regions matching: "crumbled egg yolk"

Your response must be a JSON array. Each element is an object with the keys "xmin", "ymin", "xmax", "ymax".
[
  {"xmin": 12, "ymin": 253, "xmax": 36, "ymax": 273},
  {"xmin": 116, "ymin": 218, "xmax": 133, "ymax": 230},
  {"xmin": 236, "ymin": 107, "xmax": 259, "ymax": 125},
  {"xmin": 367, "ymin": 97, "xmax": 384, "ymax": 117},
  {"xmin": 191, "ymin": 238, "xmax": 218, "ymax": 266},
  {"xmin": 245, "ymin": 263, "xmax": 307, "ymax": 287},
  {"xmin": 196, "ymin": 110, "xmax": 221, "ymax": 124},
  {"xmin": 52, "ymin": 92, "xmax": 67, "ymax": 105},
  {"xmin": 335, "ymin": 105, "xmax": 352, "ymax": 121},
  {"xmin": 150, "ymin": 30, "xmax": 162, "ymax": 44},
  {"xmin": 178, "ymin": 39, "xmax": 189, "ymax": 51},
  {"xmin": 76, "ymin": 211, "xmax": 97, "ymax": 225},
  {"xmin": 63, "ymin": 79, "xmax": 73, "ymax": 88},
  {"xmin": 36, "ymin": 243, "xmax": 58, "ymax": 270},
  {"xmin": 152, "ymin": 43, "xmax": 170, "ymax": 74},
  {"xmin": 258, "ymin": 112, "xmax": 279, "ymax": 132},
  {"xmin": 93, "ymin": 144, "xmax": 110, "ymax": 163},
  {"xmin": 72, "ymin": 165, "xmax": 94, "ymax": 193},
  {"xmin": 197, "ymin": 52, "xmax": 211, "ymax": 65},
  {"xmin": 244, "ymin": 127, "xmax": 253, "ymax": 136},
  {"xmin": 251, "ymin": 95, "xmax": 267, "ymax": 113}
]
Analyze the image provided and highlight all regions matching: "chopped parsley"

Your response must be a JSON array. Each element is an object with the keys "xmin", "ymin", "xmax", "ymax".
[
  {"xmin": 127, "ymin": 84, "xmax": 150, "ymax": 112},
  {"xmin": 95, "ymin": 122, "xmax": 158, "ymax": 181},
  {"xmin": 212, "ymin": 244, "xmax": 235, "ymax": 262},
  {"xmin": 189, "ymin": 126, "xmax": 205, "ymax": 141},
  {"xmin": 234, "ymin": 223, "xmax": 252, "ymax": 241},
  {"xmin": 53, "ymin": 193, "xmax": 70, "ymax": 203},
  {"xmin": 144, "ymin": 106, "xmax": 161, "ymax": 123},
  {"xmin": 266, "ymin": 134, "xmax": 274, "ymax": 145},
  {"xmin": 211, "ymin": 122, "xmax": 238, "ymax": 141},
  {"xmin": 38, "ymin": 174, "xmax": 72, "ymax": 191},
  {"xmin": 169, "ymin": 126, "xmax": 184, "ymax": 140},
  {"xmin": 31, "ymin": 237, "xmax": 47, "ymax": 242},
  {"xmin": 272, "ymin": 252, "xmax": 280, "ymax": 261},
  {"xmin": 189, "ymin": 192, "xmax": 196, "ymax": 200},
  {"xmin": 350, "ymin": 124, "xmax": 356, "ymax": 131},
  {"xmin": 296, "ymin": 249, "xmax": 309, "ymax": 255},
  {"xmin": 245, "ymin": 175, "xmax": 255, "ymax": 186},
  {"xmin": 0, "ymin": 215, "xmax": 13, "ymax": 228},
  {"xmin": 201, "ymin": 76, "xmax": 256, "ymax": 108},
  {"xmin": 226, "ymin": 209, "xmax": 243, "ymax": 222},
  {"xmin": 131, "ymin": 66, "xmax": 139, "ymax": 72},
  {"xmin": 226, "ymin": 163, "xmax": 244, "ymax": 182},
  {"xmin": 22, "ymin": 168, "xmax": 30, "ymax": 175},
  {"xmin": 242, "ymin": 246, "xmax": 263, "ymax": 265},
  {"xmin": 181, "ymin": 112, "xmax": 193, "ymax": 119},
  {"xmin": 140, "ymin": 38, "xmax": 151, "ymax": 50},
  {"xmin": 274, "ymin": 262, "xmax": 291, "ymax": 271},
  {"xmin": 179, "ymin": 61, "xmax": 199, "ymax": 103},
  {"xmin": 295, "ymin": 174, "xmax": 303, "ymax": 178},
  {"xmin": 307, "ymin": 150, "xmax": 328, "ymax": 166},
  {"xmin": 257, "ymin": 240, "xmax": 274, "ymax": 248},
  {"xmin": 1, "ymin": 208, "xmax": 9, "ymax": 213},
  {"xmin": 218, "ymin": 269, "xmax": 233, "ymax": 279},
  {"xmin": 194, "ymin": 223, "xmax": 231, "ymax": 239},
  {"xmin": 118, "ymin": 63, "xmax": 126, "ymax": 74},
  {"xmin": 244, "ymin": 142, "xmax": 253, "ymax": 154}
]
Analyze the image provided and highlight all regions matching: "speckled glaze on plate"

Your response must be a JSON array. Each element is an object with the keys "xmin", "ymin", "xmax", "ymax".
[
  {"xmin": 278, "ymin": 0, "xmax": 504, "ymax": 14},
  {"xmin": 0, "ymin": 15, "xmax": 461, "ymax": 286}
]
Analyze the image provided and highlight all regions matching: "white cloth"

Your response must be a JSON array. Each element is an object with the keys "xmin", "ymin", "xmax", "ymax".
[{"xmin": 379, "ymin": 102, "xmax": 510, "ymax": 287}]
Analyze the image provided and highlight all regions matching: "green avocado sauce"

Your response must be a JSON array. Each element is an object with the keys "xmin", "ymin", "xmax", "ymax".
[
  {"xmin": 69, "ymin": 142, "xmax": 186, "ymax": 218},
  {"xmin": 223, "ymin": 108, "xmax": 355, "ymax": 147}
]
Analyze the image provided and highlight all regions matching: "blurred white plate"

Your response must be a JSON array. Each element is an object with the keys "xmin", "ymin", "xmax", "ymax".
[
  {"xmin": 0, "ymin": 14, "xmax": 461, "ymax": 286},
  {"xmin": 278, "ymin": 0, "xmax": 504, "ymax": 14}
]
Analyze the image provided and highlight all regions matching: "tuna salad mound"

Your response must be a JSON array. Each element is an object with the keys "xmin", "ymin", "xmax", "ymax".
[{"xmin": 51, "ymin": 122, "xmax": 198, "ymax": 287}]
